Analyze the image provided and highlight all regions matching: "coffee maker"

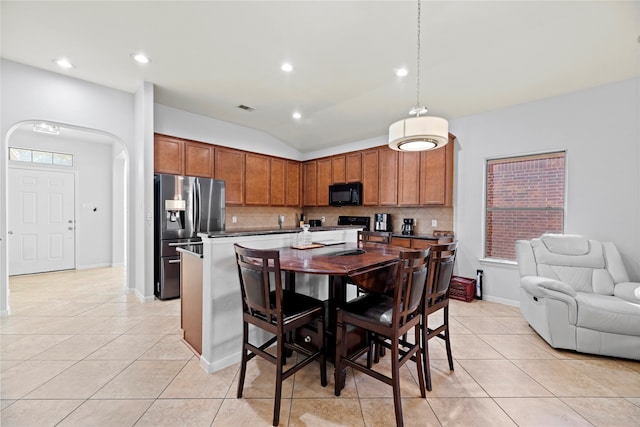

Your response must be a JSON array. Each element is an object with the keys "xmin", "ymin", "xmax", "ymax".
[
  {"xmin": 401, "ymin": 218, "xmax": 415, "ymax": 235},
  {"xmin": 374, "ymin": 213, "xmax": 392, "ymax": 232}
]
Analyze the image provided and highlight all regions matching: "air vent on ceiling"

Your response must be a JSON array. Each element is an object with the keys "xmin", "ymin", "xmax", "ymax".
[{"xmin": 237, "ymin": 104, "xmax": 255, "ymax": 112}]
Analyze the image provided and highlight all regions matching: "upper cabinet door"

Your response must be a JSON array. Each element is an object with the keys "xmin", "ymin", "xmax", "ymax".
[
  {"xmin": 286, "ymin": 161, "xmax": 301, "ymax": 207},
  {"xmin": 245, "ymin": 153, "xmax": 271, "ymax": 206},
  {"xmin": 215, "ymin": 147, "xmax": 244, "ymax": 206},
  {"xmin": 316, "ymin": 158, "xmax": 332, "ymax": 206},
  {"xmin": 185, "ymin": 141, "xmax": 214, "ymax": 178},
  {"xmin": 270, "ymin": 158, "xmax": 286, "ymax": 206},
  {"xmin": 420, "ymin": 139, "xmax": 454, "ymax": 206},
  {"xmin": 398, "ymin": 151, "xmax": 420, "ymax": 206},
  {"xmin": 378, "ymin": 147, "xmax": 398, "ymax": 206},
  {"xmin": 362, "ymin": 149, "xmax": 379, "ymax": 206},
  {"xmin": 154, "ymin": 134, "xmax": 184, "ymax": 175},
  {"xmin": 345, "ymin": 152, "xmax": 362, "ymax": 183},
  {"xmin": 303, "ymin": 161, "xmax": 317, "ymax": 207},
  {"xmin": 332, "ymin": 155, "xmax": 346, "ymax": 184}
]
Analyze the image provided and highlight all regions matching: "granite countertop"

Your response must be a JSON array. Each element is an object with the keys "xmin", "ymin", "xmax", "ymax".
[{"xmin": 206, "ymin": 225, "xmax": 362, "ymax": 239}]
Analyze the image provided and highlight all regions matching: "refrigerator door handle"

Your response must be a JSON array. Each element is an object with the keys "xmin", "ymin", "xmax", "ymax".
[{"xmin": 194, "ymin": 179, "xmax": 201, "ymax": 233}]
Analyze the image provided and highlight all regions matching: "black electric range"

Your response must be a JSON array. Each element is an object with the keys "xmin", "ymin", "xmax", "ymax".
[{"xmin": 337, "ymin": 215, "xmax": 370, "ymax": 231}]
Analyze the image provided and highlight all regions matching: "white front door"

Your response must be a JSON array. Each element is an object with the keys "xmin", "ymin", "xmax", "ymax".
[{"xmin": 8, "ymin": 168, "xmax": 76, "ymax": 275}]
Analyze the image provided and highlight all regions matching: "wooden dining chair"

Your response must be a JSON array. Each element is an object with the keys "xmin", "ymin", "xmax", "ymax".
[
  {"xmin": 421, "ymin": 241, "xmax": 458, "ymax": 391},
  {"xmin": 234, "ymin": 244, "xmax": 327, "ymax": 426},
  {"xmin": 354, "ymin": 230, "xmax": 393, "ymax": 297},
  {"xmin": 335, "ymin": 250, "xmax": 428, "ymax": 427},
  {"xmin": 358, "ymin": 230, "xmax": 393, "ymax": 245}
]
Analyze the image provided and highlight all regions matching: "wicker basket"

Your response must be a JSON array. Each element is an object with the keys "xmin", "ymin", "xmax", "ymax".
[{"xmin": 449, "ymin": 276, "xmax": 476, "ymax": 302}]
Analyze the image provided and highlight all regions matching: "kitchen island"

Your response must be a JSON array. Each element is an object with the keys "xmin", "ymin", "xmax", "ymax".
[{"xmin": 195, "ymin": 226, "xmax": 361, "ymax": 373}]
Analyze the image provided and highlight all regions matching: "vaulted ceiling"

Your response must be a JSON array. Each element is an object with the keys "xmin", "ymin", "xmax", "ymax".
[{"xmin": 2, "ymin": 1, "xmax": 638, "ymax": 152}]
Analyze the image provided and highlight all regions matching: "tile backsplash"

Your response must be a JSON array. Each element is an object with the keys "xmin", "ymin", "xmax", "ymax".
[{"xmin": 226, "ymin": 205, "xmax": 453, "ymax": 235}]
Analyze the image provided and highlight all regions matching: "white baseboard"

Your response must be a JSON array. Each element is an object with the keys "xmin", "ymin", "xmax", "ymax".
[
  {"xmin": 132, "ymin": 288, "xmax": 155, "ymax": 303},
  {"xmin": 0, "ymin": 307, "xmax": 10, "ymax": 317},
  {"xmin": 483, "ymin": 295, "xmax": 520, "ymax": 307},
  {"xmin": 76, "ymin": 263, "xmax": 111, "ymax": 270},
  {"xmin": 200, "ymin": 352, "xmax": 241, "ymax": 374},
  {"xmin": 110, "ymin": 262, "xmax": 125, "ymax": 267}
]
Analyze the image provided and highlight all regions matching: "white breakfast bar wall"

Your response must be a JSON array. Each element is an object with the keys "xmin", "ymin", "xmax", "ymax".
[{"xmin": 1, "ymin": 59, "xmax": 639, "ymax": 315}]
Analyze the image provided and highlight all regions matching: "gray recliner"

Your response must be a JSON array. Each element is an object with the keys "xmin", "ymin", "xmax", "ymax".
[{"xmin": 516, "ymin": 234, "xmax": 640, "ymax": 360}]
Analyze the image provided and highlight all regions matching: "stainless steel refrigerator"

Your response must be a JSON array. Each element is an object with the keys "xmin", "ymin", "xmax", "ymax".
[{"xmin": 154, "ymin": 174, "xmax": 225, "ymax": 300}]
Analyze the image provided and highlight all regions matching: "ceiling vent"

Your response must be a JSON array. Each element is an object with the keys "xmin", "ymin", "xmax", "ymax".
[{"xmin": 237, "ymin": 104, "xmax": 255, "ymax": 112}]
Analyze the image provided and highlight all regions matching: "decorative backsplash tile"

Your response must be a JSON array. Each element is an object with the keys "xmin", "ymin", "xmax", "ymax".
[{"xmin": 227, "ymin": 205, "xmax": 453, "ymax": 235}]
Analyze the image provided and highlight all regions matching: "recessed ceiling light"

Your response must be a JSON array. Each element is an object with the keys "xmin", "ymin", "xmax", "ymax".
[
  {"xmin": 54, "ymin": 58, "xmax": 74, "ymax": 69},
  {"xmin": 132, "ymin": 53, "xmax": 151, "ymax": 64},
  {"xmin": 292, "ymin": 112, "xmax": 302, "ymax": 120},
  {"xmin": 395, "ymin": 68, "xmax": 408, "ymax": 77},
  {"xmin": 281, "ymin": 63, "xmax": 293, "ymax": 72}
]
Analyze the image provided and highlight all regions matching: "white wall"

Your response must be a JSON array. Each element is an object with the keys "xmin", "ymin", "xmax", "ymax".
[
  {"xmin": 8, "ymin": 130, "xmax": 114, "ymax": 268},
  {"xmin": 155, "ymin": 104, "xmax": 302, "ymax": 160},
  {"xmin": 451, "ymin": 77, "xmax": 640, "ymax": 305},
  {"xmin": 0, "ymin": 59, "xmax": 143, "ymax": 314},
  {"xmin": 112, "ymin": 146, "xmax": 126, "ymax": 266}
]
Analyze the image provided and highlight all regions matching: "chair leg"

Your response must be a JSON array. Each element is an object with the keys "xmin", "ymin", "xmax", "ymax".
[
  {"xmin": 334, "ymin": 318, "xmax": 346, "ymax": 396},
  {"xmin": 414, "ymin": 325, "xmax": 426, "ymax": 398},
  {"xmin": 444, "ymin": 306, "xmax": 454, "ymax": 372},
  {"xmin": 391, "ymin": 338, "xmax": 404, "ymax": 427},
  {"xmin": 422, "ymin": 316, "xmax": 433, "ymax": 392},
  {"xmin": 237, "ymin": 322, "xmax": 249, "ymax": 398},
  {"xmin": 319, "ymin": 315, "xmax": 327, "ymax": 387},
  {"xmin": 272, "ymin": 333, "xmax": 285, "ymax": 426}
]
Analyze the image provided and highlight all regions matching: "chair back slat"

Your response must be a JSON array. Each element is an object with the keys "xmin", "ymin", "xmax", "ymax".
[
  {"xmin": 234, "ymin": 244, "xmax": 282, "ymax": 324},
  {"xmin": 425, "ymin": 242, "xmax": 458, "ymax": 306},
  {"xmin": 394, "ymin": 250, "xmax": 429, "ymax": 327}
]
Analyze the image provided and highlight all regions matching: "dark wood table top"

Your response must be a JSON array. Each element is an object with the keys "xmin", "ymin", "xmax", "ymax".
[{"xmin": 276, "ymin": 242, "xmax": 403, "ymax": 275}]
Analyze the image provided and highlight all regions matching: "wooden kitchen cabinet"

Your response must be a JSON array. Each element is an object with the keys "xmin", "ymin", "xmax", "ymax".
[
  {"xmin": 362, "ymin": 149, "xmax": 379, "ymax": 205},
  {"xmin": 245, "ymin": 153, "xmax": 271, "ymax": 206},
  {"xmin": 332, "ymin": 155, "xmax": 346, "ymax": 184},
  {"xmin": 303, "ymin": 161, "xmax": 317, "ymax": 206},
  {"xmin": 391, "ymin": 237, "xmax": 412, "ymax": 248},
  {"xmin": 184, "ymin": 140, "xmax": 214, "ymax": 178},
  {"xmin": 180, "ymin": 251, "xmax": 202, "ymax": 355},
  {"xmin": 420, "ymin": 138, "xmax": 454, "ymax": 206},
  {"xmin": 270, "ymin": 158, "xmax": 286, "ymax": 206},
  {"xmin": 215, "ymin": 147, "xmax": 244, "ymax": 206},
  {"xmin": 398, "ymin": 151, "xmax": 420, "ymax": 205},
  {"xmin": 345, "ymin": 152, "xmax": 362, "ymax": 183},
  {"xmin": 317, "ymin": 158, "xmax": 332, "ymax": 206},
  {"xmin": 154, "ymin": 134, "xmax": 184, "ymax": 175},
  {"xmin": 286, "ymin": 161, "xmax": 301, "ymax": 207},
  {"xmin": 378, "ymin": 147, "xmax": 398, "ymax": 206}
]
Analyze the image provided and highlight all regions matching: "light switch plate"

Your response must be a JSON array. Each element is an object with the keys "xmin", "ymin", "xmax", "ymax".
[{"xmin": 432, "ymin": 219, "xmax": 437, "ymax": 227}]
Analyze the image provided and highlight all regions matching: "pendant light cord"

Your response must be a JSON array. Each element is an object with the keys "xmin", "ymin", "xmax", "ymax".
[{"xmin": 416, "ymin": 0, "xmax": 421, "ymax": 111}]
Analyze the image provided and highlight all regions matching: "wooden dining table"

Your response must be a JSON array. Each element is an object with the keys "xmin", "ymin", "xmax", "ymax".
[{"xmin": 275, "ymin": 241, "xmax": 405, "ymax": 370}]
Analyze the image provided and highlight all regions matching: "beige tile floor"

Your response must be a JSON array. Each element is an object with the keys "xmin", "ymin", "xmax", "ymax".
[{"xmin": 1, "ymin": 266, "xmax": 639, "ymax": 426}]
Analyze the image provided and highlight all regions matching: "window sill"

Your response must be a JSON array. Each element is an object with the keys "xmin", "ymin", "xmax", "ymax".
[{"xmin": 479, "ymin": 258, "xmax": 518, "ymax": 268}]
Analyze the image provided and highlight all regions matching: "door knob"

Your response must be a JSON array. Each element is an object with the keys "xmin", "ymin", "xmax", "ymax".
[
  {"xmin": 8, "ymin": 231, "xmax": 13, "ymax": 234},
  {"xmin": 68, "ymin": 227, "xmax": 74, "ymax": 230}
]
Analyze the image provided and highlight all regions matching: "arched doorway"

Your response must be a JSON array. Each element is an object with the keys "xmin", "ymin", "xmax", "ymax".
[{"xmin": 4, "ymin": 121, "xmax": 129, "ymax": 300}]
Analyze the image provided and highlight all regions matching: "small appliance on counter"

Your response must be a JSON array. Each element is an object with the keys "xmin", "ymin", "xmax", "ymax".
[
  {"xmin": 337, "ymin": 215, "xmax": 370, "ymax": 231},
  {"xmin": 309, "ymin": 219, "xmax": 322, "ymax": 227},
  {"xmin": 374, "ymin": 213, "xmax": 392, "ymax": 232},
  {"xmin": 401, "ymin": 218, "xmax": 415, "ymax": 235}
]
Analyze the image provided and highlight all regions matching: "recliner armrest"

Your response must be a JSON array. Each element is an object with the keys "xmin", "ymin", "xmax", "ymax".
[
  {"xmin": 614, "ymin": 282, "xmax": 640, "ymax": 303},
  {"xmin": 521, "ymin": 276, "xmax": 577, "ymax": 297}
]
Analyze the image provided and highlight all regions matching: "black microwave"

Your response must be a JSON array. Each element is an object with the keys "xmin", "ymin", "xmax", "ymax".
[{"xmin": 329, "ymin": 182, "xmax": 363, "ymax": 206}]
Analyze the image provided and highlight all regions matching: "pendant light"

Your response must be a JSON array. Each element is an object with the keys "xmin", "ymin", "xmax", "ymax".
[{"xmin": 389, "ymin": 0, "xmax": 448, "ymax": 151}]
